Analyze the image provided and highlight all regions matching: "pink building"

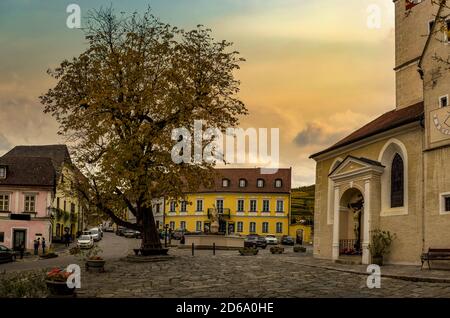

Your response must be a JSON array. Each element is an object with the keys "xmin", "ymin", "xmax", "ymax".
[{"xmin": 0, "ymin": 156, "xmax": 55, "ymax": 251}]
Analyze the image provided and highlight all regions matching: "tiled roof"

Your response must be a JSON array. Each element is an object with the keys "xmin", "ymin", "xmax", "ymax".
[
  {"xmin": 310, "ymin": 102, "xmax": 424, "ymax": 158},
  {"xmin": 192, "ymin": 168, "xmax": 292, "ymax": 194},
  {"xmin": 3, "ymin": 145, "xmax": 71, "ymax": 177},
  {"xmin": 0, "ymin": 156, "xmax": 56, "ymax": 187}
]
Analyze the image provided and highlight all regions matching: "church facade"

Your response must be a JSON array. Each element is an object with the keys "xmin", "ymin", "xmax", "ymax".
[{"xmin": 310, "ymin": 0, "xmax": 450, "ymax": 265}]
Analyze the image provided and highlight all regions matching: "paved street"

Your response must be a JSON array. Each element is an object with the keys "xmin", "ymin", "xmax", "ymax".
[{"xmin": 3, "ymin": 233, "xmax": 450, "ymax": 298}]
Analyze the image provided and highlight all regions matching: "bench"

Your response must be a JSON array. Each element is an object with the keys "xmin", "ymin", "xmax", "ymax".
[{"xmin": 421, "ymin": 248, "xmax": 450, "ymax": 270}]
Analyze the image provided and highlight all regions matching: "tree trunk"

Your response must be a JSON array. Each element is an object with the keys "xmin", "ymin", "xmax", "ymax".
[{"xmin": 141, "ymin": 205, "xmax": 162, "ymax": 250}]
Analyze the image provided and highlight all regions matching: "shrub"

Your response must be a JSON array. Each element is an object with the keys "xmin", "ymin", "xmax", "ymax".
[
  {"xmin": 369, "ymin": 229, "xmax": 396, "ymax": 257},
  {"xmin": 0, "ymin": 270, "xmax": 48, "ymax": 298},
  {"xmin": 293, "ymin": 246, "xmax": 307, "ymax": 253}
]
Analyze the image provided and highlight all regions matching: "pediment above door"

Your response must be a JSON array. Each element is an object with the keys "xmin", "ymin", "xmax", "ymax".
[{"xmin": 329, "ymin": 155, "xmax": 384, "ymax": 181}]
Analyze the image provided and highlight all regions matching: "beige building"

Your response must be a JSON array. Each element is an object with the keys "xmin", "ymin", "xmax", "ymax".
[{"xmin": 310, "ymin": 0, "xmax": 450, "ymax": 265}]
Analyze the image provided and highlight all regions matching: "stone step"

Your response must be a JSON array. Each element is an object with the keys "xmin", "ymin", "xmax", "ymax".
[{"xmin": 335, "ymin": 257, "xmax": 362, "ymax": 265}]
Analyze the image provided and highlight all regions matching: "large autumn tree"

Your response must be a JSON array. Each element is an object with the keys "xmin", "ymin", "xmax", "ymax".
[{"xmin": 40, "ymin": 7, "xmax": 247, "ymax": 254}]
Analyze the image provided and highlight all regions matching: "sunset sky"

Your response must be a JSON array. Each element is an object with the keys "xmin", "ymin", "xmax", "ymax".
[{"xmin": 0, "ymin": 0, "xmax": 396, "ymax": 186}]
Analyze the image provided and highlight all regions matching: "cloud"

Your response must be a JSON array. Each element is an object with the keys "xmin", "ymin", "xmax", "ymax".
[
  {"xmin": 294, "ymin": 123, "xmax": 345, "ymax": 148},
  {"xmin": 293, "ymin": 110, "xmax": 374, "ymax": 149},
  {"xmin": 0, "ymin": 133, "xmax": 12, "ymax": 155}
]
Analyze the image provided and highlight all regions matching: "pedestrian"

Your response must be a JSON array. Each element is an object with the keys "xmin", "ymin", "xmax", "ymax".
[
  {"xmin": 33, "ymin": 239, "xmax": 38, "ymax": 255},
  {"xmin": 64, "ymin": 233, "xmax": 71, "ymax": 247},
  {"xmin": 19, "ymin": 242, "xmax": 25, "ymax": 259},
  {"xmin": 41, "ymin": 237, "xmax": 46, "ymax": 255}
]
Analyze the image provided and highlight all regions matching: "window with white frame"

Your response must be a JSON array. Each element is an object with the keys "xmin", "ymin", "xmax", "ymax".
[
  {"xmin": 169, "ymin": 201, "xmax": 176, "ymax": 212},
  {"xmin": 196, "ymin": 199, "xmax": 203, "ymax": 212},
  {"xmin": 0, "ymin": 194, "xmax": 9, "ymax": 211},
  {"xmin": 180, "ymin": 201, "xmax": 187, "ymax": 213},
  {"xmin": 169, "ymin": 221, "xmax": 175, "ymax": 230},
  {"xmin": 274, "ymin": 179, "xmax": 282, "ymax": 188},
  {"xmin": 441, "ymin": 193, "xmax": 450, "ymax": 214},
  {"xmin": 249, "ymin": 222, "xmax": 256, "ymax": 233},
  {"xmin": 237, "ymin": 222, "xmax": 243, "ymax": 233},
  {"xmin": 250, "ymin": 199, "xmax": 257, "ymax": 212},
  {"xmin": 196, "ymin": 221, "xmax": 202, "ymax": 232},
  {"xmin": 24, "ymin": 195, "xmax": 36, "ymax": 213},
  {"xmin": 239, "ymin": 179, "xmax": 247, "ymax": 188},
  {"xmin": 276, "ymin": 200, "xmax": 284, "ymax": 212},
  {"xmin": 237, "ymin": 199, "xmax": 244, "ymax": 212},
  {"xmin": 257, "ymin": 179, "xmax": 264, "ymax": 188},
  {"xmin": 222, "ymin": 179, "xmax": 230, "ymax": 187},
  {"xmin": 439, "ymin": 95, "xmax": 449, "ymax": 108},
  {"xmin": 276, "ymin": 222, "xmax": 283, "ymax": 233},
  {"xmin": 262, "ymin": 199, "xmax": 270, "ymax": 212},
  {"xmin": 0, "ymin": 167, "xmax": 6, "ymax": 179},
  {"xmin": 262, "ymin": 222, "xmax": 269, "ymax": 233},
  {"xmin": 180, "ymin": 221, "xmax": 186, "ymax": 230}
]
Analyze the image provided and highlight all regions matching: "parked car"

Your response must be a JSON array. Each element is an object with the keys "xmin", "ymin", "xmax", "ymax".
[
  {"xmin": 89, "ymin": 228, "xmax": 102, "ymax": 241},
  {"xmin": 265, "ymin": 235, "xmax": 278, "ymax": 245},
  {"xmin": 244, "ymin": 235, "xmax": 267, "ymax": 249},
  {"xmin": 281, "ymin": 235, "xmax": 295, "ymax": 246},
  {"xmin": 116, "ymin": 226, "xmax": 126, "ymax": 236},
  {"xmin": 123, "ymin": 229, "xmax": 137, "ymax": 238},
  {"xmin": 104, "ymin": 223, "xmax": 115, "ymax": 232},
  {"xmin": 0, "ymin": 245, "xmax": 16, "ymax": 263},
  {"xmin": 77, "ymin": 235, "xmax": 94, "ymax": 249}
]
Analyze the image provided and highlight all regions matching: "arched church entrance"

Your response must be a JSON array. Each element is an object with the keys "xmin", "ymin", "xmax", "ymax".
[{"xmin": 339, "ymin": 187, "xmax": 364, "ymax": 260}]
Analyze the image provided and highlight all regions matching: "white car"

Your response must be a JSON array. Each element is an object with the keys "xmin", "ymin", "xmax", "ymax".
[
  {"xmin": 77, "ymin": 235, "xmax": 94, "ymax": 249},
  {"xmin": 265, "ymin": 235, "xmax": 278, "ymax": 245},
  {"xmin": 88, "ymin": 228, "xmax": 102, "ymax": 241}
]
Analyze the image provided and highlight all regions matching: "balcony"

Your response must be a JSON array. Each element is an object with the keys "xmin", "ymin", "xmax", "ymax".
[{"xmin": 207, "ymin": 208, "xmax": 231, "ymax": 219}]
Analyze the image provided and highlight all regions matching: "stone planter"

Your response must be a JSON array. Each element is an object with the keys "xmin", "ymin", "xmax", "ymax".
[
  {"xmin": 40, "ymin": 253, "xmax": 58, "ymax": 259},
  {"xmin": 239, "ymin": 247, "xmax": 258, "ymax": 256},
  {"xmin": 85, "ymin": 259, "xmax": 106, "ymax": 272},
  {"xmin": 293, "ymin": 246, "xmax": 307, "ymax": 253},
  {"xmin": 46, "ymin": 280, "xmax": 76, "ymax": 296},
  {"xmin": 139, "ymin": 248, "xmax": 169, "ymax": 256},
  {"xmin": 270, "ymin": 246, "xmax": 284, "ymax": 254}
]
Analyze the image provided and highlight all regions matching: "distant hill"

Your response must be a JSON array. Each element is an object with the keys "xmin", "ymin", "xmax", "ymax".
[{"xmin": 291, "ymin": 185, "xmax": 315, "ymax": 225}]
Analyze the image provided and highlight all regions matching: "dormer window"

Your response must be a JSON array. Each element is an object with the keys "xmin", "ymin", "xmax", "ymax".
[
  {"xmin": 257, "ymin": 179, "xmax": 264, "ymax": 188},
  {"xmin": 239, "ymin": 179, "xmax": 247, "ymax": 188},
  {"xmin": 440, "ymin": 95, "xmax": 449, "ymax": 108},
  {"xmin": 0, "ymin": 167, "xmax": 6, "ymax": 179},
  {"xmin": 222, "ymin": 179, "xmax": 230, "ymax": 187},
  {"xmin": 275, "ymin": 179, "xmax": 283, "ymax": 188}
]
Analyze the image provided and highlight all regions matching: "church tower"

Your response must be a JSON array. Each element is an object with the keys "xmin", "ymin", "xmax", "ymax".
[{"xmin": 394, "ymin": 0, "xmax": 436, "ymax": 109}]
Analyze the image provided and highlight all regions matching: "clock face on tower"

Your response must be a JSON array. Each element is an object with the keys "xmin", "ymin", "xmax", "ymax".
[
  {"xmin": 433, "ymin": 112, "xmax": 450, "ymax": 136},
  {"xmin": 430, "ymin": 108, "xmax": 450, "ymax": 144}
]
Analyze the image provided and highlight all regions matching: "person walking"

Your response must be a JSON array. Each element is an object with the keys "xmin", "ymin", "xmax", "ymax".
[
  {"xmin": 33, "ymin": 239, "xmax": 38, "ymax": 255},
  {"xmin": 64, "ymin": 232, "xmax": 71, "ymax": 247},
  {"xmin": 41, "ymin": 238, "xmax": 46, "ymax": 255},
  {"xmin": 19, "ymin": 242, "xmax": 25, "ymax": 259}
]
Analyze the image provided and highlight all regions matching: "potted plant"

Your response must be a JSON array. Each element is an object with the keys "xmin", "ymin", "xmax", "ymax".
[
  {"xmin": 293, "ymin": 246, "xmax": 306, "ymax": 253},
  {"xmin": 270, "ymin": 246, "xmax": 284, "ymax": 254},
  {"xmin": 238, "ymin": 247, "xmax": 258, "ymax": 256},
  {"xmin": 369, "ymin": 229, "xmax": 396, "ymax": 266},
  {"xmin": 84, "ymin": 245, "xmax": 105, "ymax": 272},
  {"xmin": 45, "ymin": 268, "xmax": 75, "ymax": 296}
]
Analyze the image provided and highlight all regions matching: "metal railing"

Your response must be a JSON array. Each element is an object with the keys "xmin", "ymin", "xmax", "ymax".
[{"xmin": 339, "ymin": 239, "xmax": 362, "ymax": 255}]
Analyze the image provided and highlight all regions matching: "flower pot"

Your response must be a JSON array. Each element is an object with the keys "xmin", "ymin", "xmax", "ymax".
[
  {"xmin": 270, "ymin": 246, "xmax": 284, "ymax": 254},
  {"xmin": 46, "ymin": 280, "xmax": 76, "ymax": 296},
  {"xmin": 372, "ymin": 255, "xmax": 383, "ymax": 266},
  {"xmin": 293, "ymin": 246, "xmax": 306, "ymax": 253},
  {"xmin": 239, "ymin": 248, "xmax": 258, "ymax": 256},
  {"xmin": 86, "ymin": 259, "xmax": 106, "ymax": 272}
]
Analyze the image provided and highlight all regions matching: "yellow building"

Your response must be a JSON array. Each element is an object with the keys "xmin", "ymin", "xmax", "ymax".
[{"xmin": 165, "ymin": 168, "xmax": 291, "ymax": 237}]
